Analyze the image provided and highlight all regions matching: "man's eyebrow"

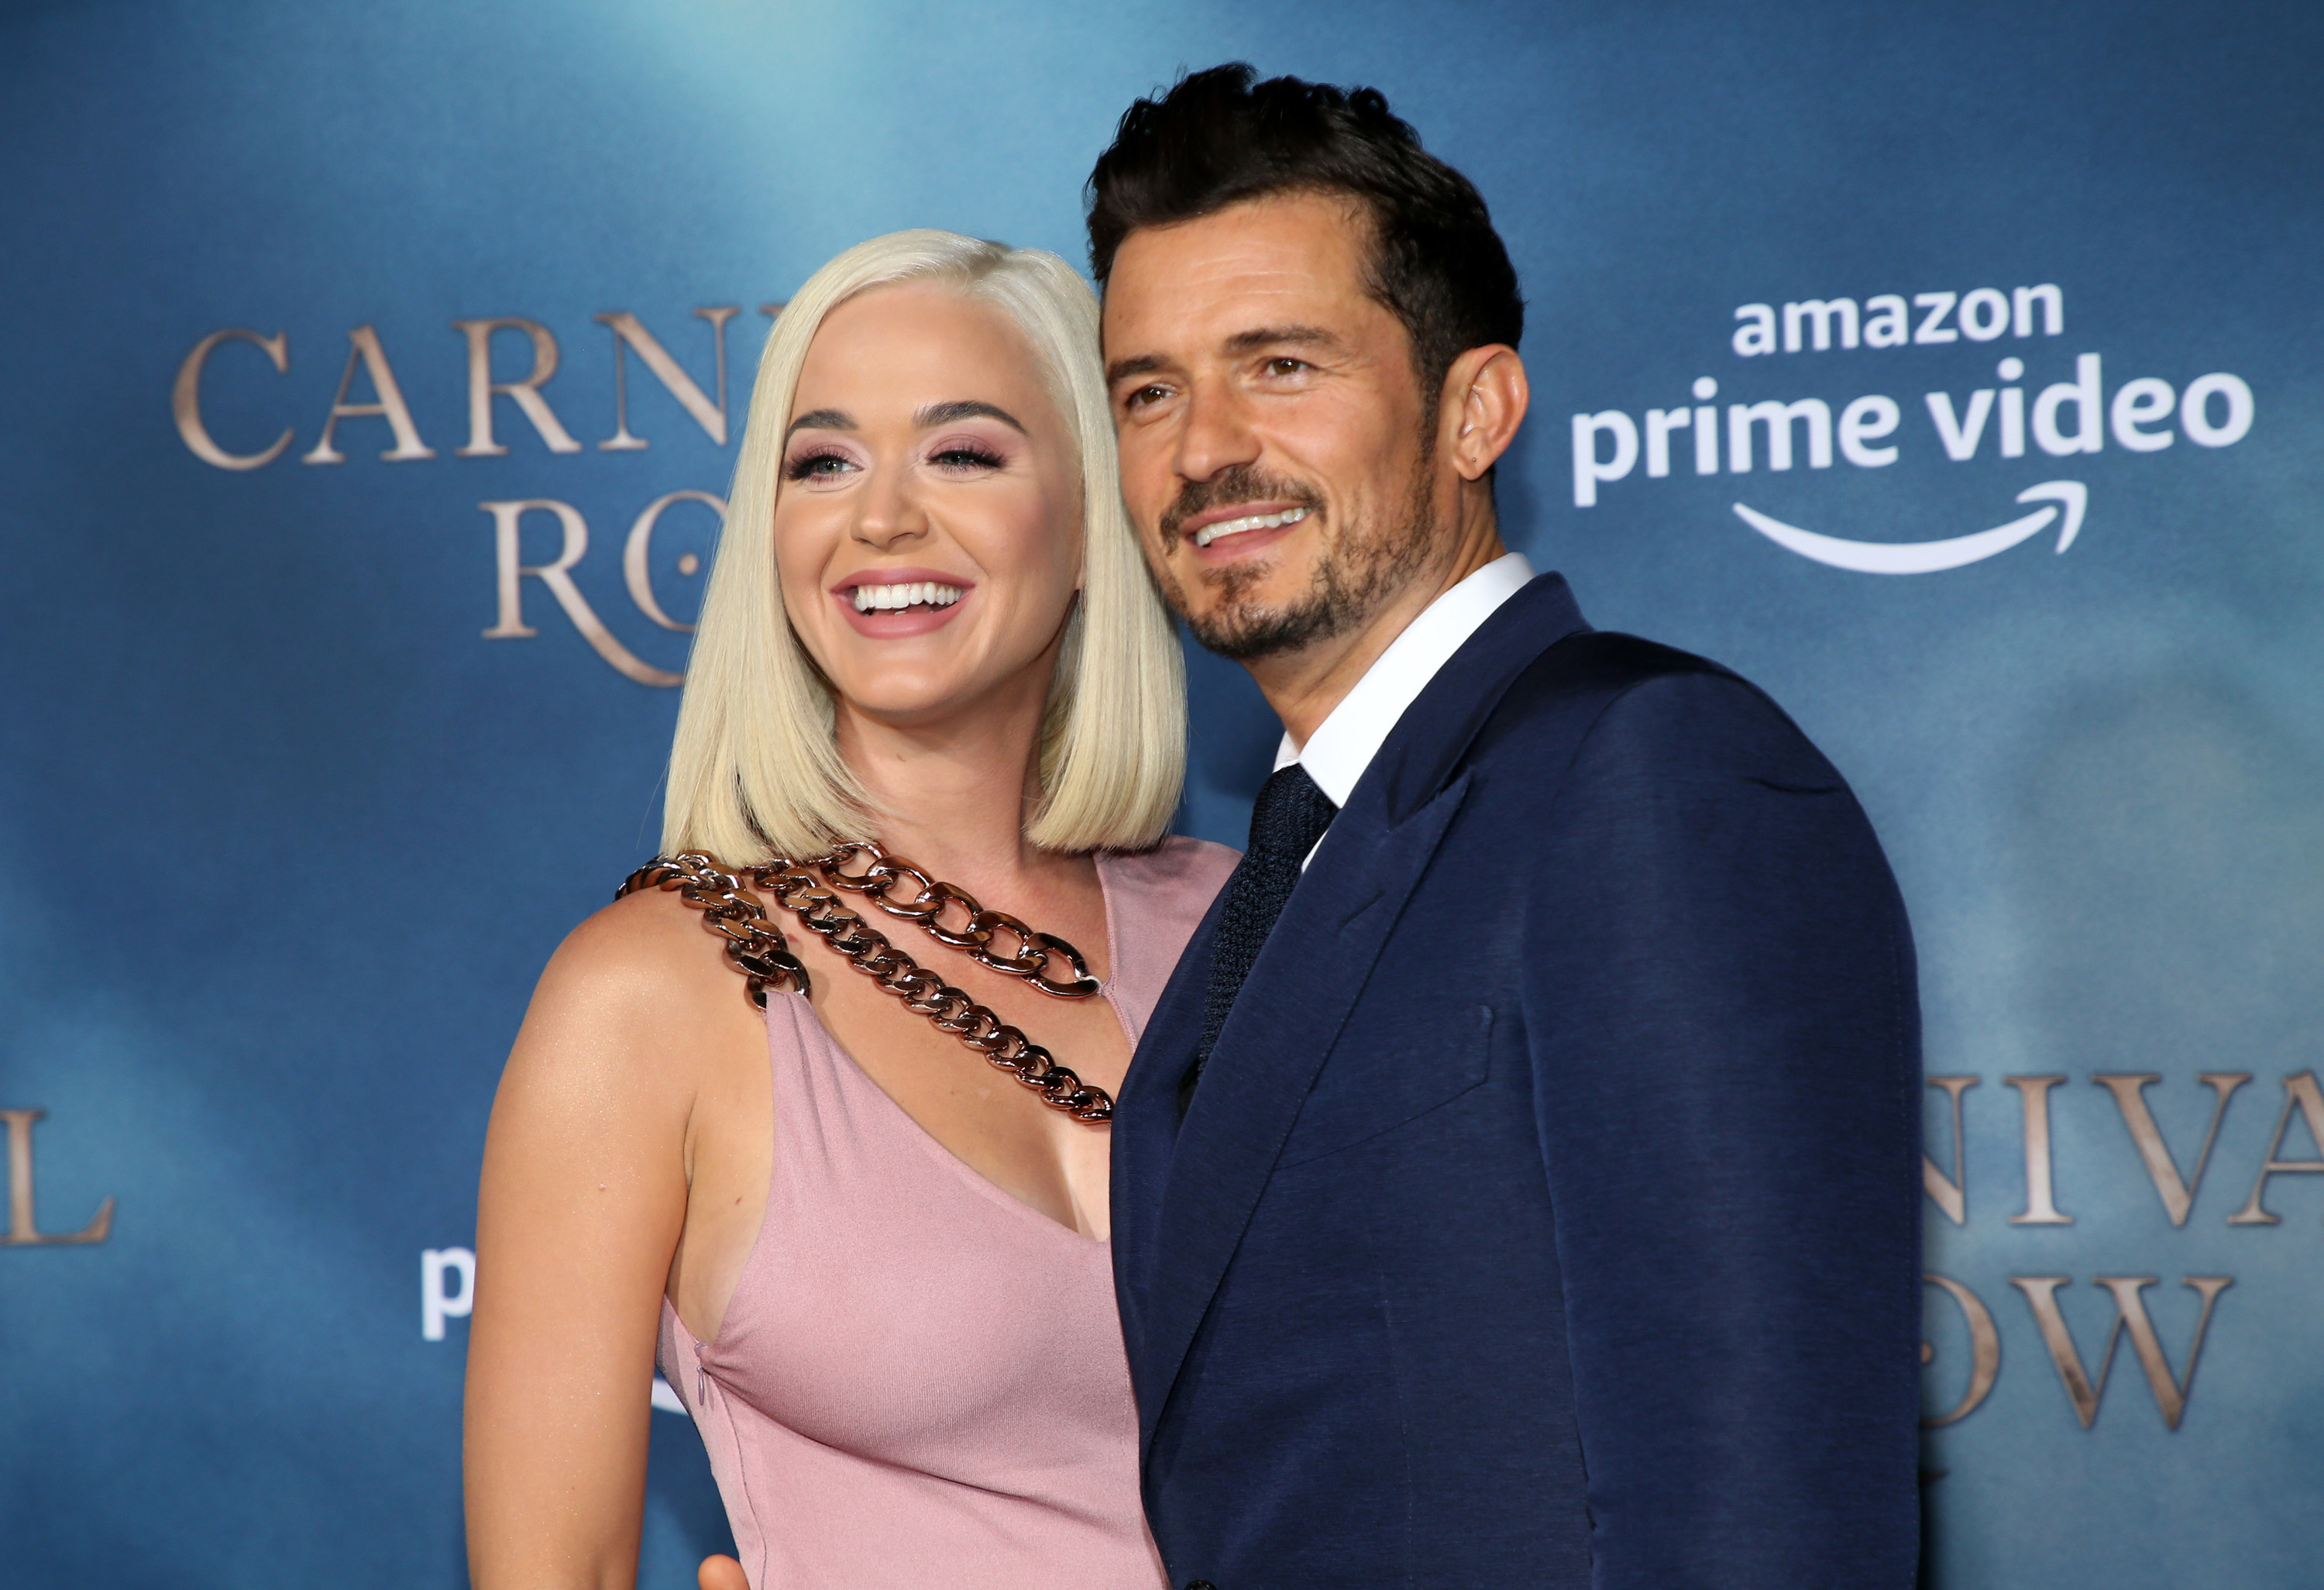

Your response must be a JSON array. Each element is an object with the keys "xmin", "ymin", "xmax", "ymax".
[
  {"xmin": 915, "ymin": 399, "xmax": 1026, "ymax": 434},
  {"xmin": 1224, "ymin": 324, "xmax": 1347, "ymax": 356},
  {"xmin": 786, "ymin": 408, "xmax": 853, "ymax": 436},
  {"xmin": 1104, "ymin": 326, "xmax": 1348, "ymax": 391},
  {"xmin": 1105, "ymin": 353, "xmax": 1167, "ymax": 388}
]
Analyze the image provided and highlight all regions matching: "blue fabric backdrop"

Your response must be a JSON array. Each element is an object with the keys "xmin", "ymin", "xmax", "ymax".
[{"xmin": 2, "ymin": 2, "xmax": 2319, "ymax": 1585}]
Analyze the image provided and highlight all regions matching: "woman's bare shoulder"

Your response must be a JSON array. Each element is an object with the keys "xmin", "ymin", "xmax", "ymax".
[
  {"xmin": 542, "ymin": 884, "xmax": 734, "ymax": 1000},
  {"xmin": 507, "ymin": 885, "xmax": 761, "ymax": 1100}
]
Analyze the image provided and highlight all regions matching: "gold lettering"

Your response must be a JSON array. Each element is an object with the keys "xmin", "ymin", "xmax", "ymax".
[
  {"xmin": 1920, "ymin": 1272, "xmax": 1999, "ymax": 1427},
  {"xmin": 301, "ymin": 325, "xmax": 435, "ymax": 463},
  {"xmin": 758, "ymin": 301, "xmax": 787, "ymax": 320},
  {"xmin": 596, "ymin": 308, "xmax": 738, "ymax": 449},
  {"xmin": 1923, "ymin": 1075, "xmax": 1977, "ymax": 1224},
  {"xmin": 624, "ymin": 490, "xmax": 722, "ymax": 632},
  {"xmin": 2010, "ymin": 1275, "xmax": 2231, "ymax": 1430},
  {"xmin": 2093, "ymin": 1072, "xmax": 2250, "ymax": 1226},
  {"xmin": 2006, "ymin": 1075, "xmax": 2072, "ymax": 1224},
  {"xmin": 480, "ymin": 500, "xmax": 680, "ymax": 687},
  {"xmin": 2227, "ymin": 1070, "xmax": 2324, "ymax": 1224},
  {"xmin": 173, "ymin": 329, "xmax": 292, "ymax": 469},
  {"xmin": 2, "ymin": 1110, "xmax": 114, "ymax": 1246},
  {"xmin": 452, "ymin": 318, "xmax": 581, "ymax": 457}
]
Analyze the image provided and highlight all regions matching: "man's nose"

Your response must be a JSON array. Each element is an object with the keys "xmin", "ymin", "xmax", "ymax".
[{"xmin": 1173, "ymin": 381, "xmax": 1261, "ymax": 486}]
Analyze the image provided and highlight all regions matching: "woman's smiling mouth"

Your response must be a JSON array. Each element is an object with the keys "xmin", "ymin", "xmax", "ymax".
[
  {"xmin": 830, "ymin": 569, "xmax": 977, "ymax": 636},
  {"xmin": 849, "ymin": 580, "xmax": 966, "ymax": 613}
]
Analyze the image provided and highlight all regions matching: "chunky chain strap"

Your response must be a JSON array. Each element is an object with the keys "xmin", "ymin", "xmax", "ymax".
[{"xmin": 617, "ymin": 846, "xmax": 1112, "ymax": 1123}]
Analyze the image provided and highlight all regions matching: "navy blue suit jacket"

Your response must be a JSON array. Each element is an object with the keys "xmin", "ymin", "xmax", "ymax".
[{"xmin": 1112, "ymin": 574, "xmax": 1921, "ymax": 1589}]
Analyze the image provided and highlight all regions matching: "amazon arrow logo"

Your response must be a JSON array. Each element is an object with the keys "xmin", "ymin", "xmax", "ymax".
[{"xmin": 1732, "ymin": 481, "xmax": 2087, "ymax": 574}]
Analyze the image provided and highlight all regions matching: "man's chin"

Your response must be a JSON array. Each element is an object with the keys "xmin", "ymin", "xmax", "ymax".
[{"xmin": 1184, "ymin": 594, "xmax": 1355, "ymax": 662}]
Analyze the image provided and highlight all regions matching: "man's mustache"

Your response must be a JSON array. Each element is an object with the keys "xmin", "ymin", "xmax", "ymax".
[{"xmin": 1157, "ymin": 466, "xmax": 1326, "ymax": 550}]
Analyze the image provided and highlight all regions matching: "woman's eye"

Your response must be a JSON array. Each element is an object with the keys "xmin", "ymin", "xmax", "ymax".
[
  {"xmin": 784, "ymin": 451, "xmax": 856, "ymax": 481},
  {"xmin": 930, "ymin": 446, "xmax": 1005, "ymax": 471}
]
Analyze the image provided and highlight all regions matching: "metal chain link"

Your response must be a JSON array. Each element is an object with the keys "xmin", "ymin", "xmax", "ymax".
[{"xmin": 617, "ymin": 845, "xmax": 1112, "ymax": 1123}]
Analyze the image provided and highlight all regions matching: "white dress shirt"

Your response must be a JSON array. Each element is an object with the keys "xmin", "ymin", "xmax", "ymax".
[{"xmin": 1275, "ymin": 551, "xmax": 1536, "ymax": 861}]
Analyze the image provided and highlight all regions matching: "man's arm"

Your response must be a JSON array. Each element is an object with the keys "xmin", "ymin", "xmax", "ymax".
[{"xmin": 1521, "ymin": 667, "xmax": 1922, "ymax": 1590}]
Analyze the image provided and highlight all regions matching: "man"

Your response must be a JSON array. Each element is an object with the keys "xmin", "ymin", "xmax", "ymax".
[{"xmin": 1091, "ymin": 66, "xmax": 1920, "ymax": 1589}]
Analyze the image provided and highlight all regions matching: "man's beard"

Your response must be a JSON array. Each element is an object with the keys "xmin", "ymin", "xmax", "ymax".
[{"xmin": 1156, "ymin": 454, "xmax": 1439, "ymax": 663}]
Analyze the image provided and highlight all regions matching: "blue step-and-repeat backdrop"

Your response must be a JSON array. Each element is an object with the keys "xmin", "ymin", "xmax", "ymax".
[{"xmin": 3, "ymin": 2, "xmax": 2319, "ymax": 1585}]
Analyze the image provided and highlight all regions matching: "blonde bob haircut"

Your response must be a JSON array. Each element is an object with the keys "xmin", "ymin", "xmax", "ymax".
[{"xmin": 662, "ymin": 229, "xmax": 1186, "ymax": 862}]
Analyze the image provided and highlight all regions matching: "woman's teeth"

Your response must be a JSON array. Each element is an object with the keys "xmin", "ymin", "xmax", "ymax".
[
  {"xmin": 850, "ymin": 580, "xmax": 965, "ymax": 614},
  {"xmin": 1191, "ymin": 506, "xmax": 1308, "ymax": 549}
]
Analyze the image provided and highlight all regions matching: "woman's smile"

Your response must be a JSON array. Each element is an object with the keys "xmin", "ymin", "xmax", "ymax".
[{"xmin": 830, "ymin": 566, "xmax": 977, "ymax": 638}]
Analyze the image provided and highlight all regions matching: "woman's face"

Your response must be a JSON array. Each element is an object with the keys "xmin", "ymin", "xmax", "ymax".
[{"xmin": 774, "ymin": 284, "xmax": 1083, "ymax": 731}]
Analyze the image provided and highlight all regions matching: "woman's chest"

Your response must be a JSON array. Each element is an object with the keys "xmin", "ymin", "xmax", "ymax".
[
  {"xmin": 806, "ymin": 945, "xmax": 1129, "ymax": 1235},
  {"xmin": 702, "ymin": 1163, "xmax": 1132, "ymax": 1463}
]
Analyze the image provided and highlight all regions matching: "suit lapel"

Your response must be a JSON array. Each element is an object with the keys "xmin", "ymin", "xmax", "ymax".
[
  {"xmin": 1123, "ymin": 573, "xmax": 1596, "ymax": 1455},
  {"xmin": 1133, "ymin": 769, "xmax": 1472, "ymax": 1457},
  {"xmin": 1111, "ymin": 883, "xmax": 1226, "ymax": 1368}
]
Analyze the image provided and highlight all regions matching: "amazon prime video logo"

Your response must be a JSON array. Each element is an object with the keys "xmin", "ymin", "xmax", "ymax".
[{"xmin": 1568, "ymin": 285, "xmax": 2253, "ymax": 573}]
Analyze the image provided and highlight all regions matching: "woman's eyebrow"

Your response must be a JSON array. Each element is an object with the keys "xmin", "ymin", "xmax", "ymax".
[
  {"xmin": 786, "ymin": 408, "xmax": 854, "ymax": 436},
  {"xmin": 915, "ymin": 399, "xmax": 1027, "ymax": 434}
]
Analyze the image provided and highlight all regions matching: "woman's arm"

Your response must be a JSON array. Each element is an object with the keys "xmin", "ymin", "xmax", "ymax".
[{"xmin": 464, "ymin": 894, "xmax": 738, "ymax": 1590}]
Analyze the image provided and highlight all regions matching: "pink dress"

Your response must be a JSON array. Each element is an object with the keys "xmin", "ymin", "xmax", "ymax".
[{"xmin": 659, "ymin": 837, "xmax": 1237, "ymax": 1590}]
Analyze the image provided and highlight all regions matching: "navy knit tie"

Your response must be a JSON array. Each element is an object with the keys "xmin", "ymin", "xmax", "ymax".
[{"xmin": 1186, "ymin": 762, "xmax": 1339, "ymax": 1101}]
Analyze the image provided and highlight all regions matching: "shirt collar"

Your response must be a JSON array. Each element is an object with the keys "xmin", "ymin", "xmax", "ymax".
[{"xmin": 1273, "ymin": 551, "xmax": 1536, "ymax": 807}]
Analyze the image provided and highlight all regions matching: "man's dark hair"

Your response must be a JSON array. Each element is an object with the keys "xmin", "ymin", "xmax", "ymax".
[{"xmin": 1086, "ymin": 64, "xmax": 1524, "ymax": 408}]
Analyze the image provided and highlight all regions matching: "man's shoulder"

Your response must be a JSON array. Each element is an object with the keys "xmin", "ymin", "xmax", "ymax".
[{"xmin": 1470, "ymin": 628, "xmax": 1838, "ymax": 788}]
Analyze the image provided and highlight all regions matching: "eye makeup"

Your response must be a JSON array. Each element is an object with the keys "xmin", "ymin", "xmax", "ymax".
[
  {"xmin": 926, "ymin": 438, "xmax": 1009, "ymax": 472},
  {"xmin": 783, "ymin": 446, "xmax": 860, "ymax": 483}
]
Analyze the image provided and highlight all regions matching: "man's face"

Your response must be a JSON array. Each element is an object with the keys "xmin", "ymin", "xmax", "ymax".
[{"xmin": 1102, "ymin": 191, "xmax": 1440, "ymax": 660}]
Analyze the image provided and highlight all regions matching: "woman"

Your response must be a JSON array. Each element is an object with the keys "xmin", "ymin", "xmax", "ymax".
[{"xmin": 463, "ymin": 231, "xmax": 1236, "ymax": 1589}]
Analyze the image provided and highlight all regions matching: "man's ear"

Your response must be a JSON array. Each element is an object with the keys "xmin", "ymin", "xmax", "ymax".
[{"xmin": 1441, "ymin": 344, "xmax": 1529, "ymax": 482}]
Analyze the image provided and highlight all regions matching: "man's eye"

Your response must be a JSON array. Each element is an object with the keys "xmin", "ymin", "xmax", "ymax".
[
  {"xmin": 1266, "ymin": 357, "xmax": 1309, "ymax": 377},
  {"xmin": 1124, "ymin": 384, "xmax": 1171, "ymax": 410}
]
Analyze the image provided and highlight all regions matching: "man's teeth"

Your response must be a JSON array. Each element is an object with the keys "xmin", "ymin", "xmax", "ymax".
[
  {"xmin": 1191, "ymin": 506, "xmax": 1308, "ymax": 549},
  {"xmin": 850, "ymin": 580, "xmax": 965, "ymax": 614}
]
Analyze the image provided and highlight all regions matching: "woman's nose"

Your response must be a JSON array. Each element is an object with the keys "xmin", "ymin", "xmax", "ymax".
[{"xmin": 852, "ymin": 467, "xmax": 928, "ymax": 550}]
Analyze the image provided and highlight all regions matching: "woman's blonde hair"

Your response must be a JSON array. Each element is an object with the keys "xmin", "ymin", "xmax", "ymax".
[{"xmin": 663, "ymin": 229, "xmax": 1185, "ymax": 860}]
